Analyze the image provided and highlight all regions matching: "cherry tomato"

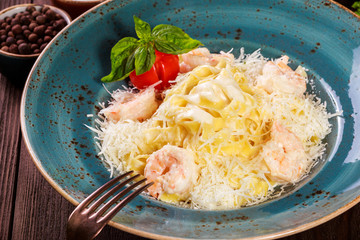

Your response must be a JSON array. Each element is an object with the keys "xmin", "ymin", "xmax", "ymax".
[
  {"xmin": 129, "ymin": 50, "xmax": 179, "ymax": 90},
  {"xmin": 129, "ymin": 65, "xmax": 159, "ymax": 89},
  {"xmin": 154, "ymin": 50, "xmax": 180, "ymax": 89}
]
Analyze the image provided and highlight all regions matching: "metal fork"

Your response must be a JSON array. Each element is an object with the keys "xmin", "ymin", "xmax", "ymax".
[{"xmin": 66, "ymin": 171, "xmax": 152, "ymax": 240}]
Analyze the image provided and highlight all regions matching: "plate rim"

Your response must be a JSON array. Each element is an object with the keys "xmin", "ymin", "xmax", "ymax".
[{"xmin": 19, "ymin": 0, "xmax": 360, "ymax": 239}]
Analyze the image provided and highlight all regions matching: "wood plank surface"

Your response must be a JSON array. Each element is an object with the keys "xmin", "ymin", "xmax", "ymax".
[
  {"xmin": 0, "ymin": 0, "xmax": 29, "ymax": 238},
  {"xmin": 12, "ymin": 143, "xmax": 142, "ymax": 239},
  {"xmin": 0, "ymin": 71, "xmax": 22, "ymax": 239},
  {"xmin": 0, "ymin": 0, "xmax": 359, "ymax": 239}
]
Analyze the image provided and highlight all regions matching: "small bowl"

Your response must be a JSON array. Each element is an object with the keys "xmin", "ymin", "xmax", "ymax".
[
  {"xmin": 51, "ymin": 0, "xmax": 104, "ymax": 19},
  {"xmin": 0, "ymin": 4, "xmax": 71, "ymax": 81}
]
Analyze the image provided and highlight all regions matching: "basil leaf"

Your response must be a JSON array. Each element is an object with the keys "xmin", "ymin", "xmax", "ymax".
[
  {"xmin": 134, "ymin": 43, "xmax": 156, "ymax": 75},
  {"xmin": 124, "ymin": 48, "xmax": 136, "ymax": 75},
  {"xmin": 154, "ymin": 39, "xmax": 183, "ymax": 53},
  {"xmin": 152, "ymin": 24, "xmax": 202, "ymax": 54},
  {"xmin": 101, "ymin": 37, "xmax": 139, "ymax": 82},
  {"xmin": 101, "ymin": 16, "xmax": 203, "ymax": 84},
  {"xmin": 133, "ymin": 15, "xmax": 152, "ymax": 41}
]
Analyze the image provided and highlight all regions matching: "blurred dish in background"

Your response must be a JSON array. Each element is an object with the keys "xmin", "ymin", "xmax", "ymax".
[{"xmin": 51, "ymin": 0, "xmax": 104, "ymax": 19}]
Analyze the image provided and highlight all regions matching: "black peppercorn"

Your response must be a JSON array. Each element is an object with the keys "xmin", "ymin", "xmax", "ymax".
[
  {"xmin": 6, "ymin": 36, "xmax": 15, "ymax": 45},
  {"xmin": 7, "ymin": 31, "xmax": 14, "ymax": 38},
  {"xmin": 11, "ymin": 24, "xmax": 22, "ymax": 35},
  {"xmin": 30, "ymin": 43, "xmax": 39, "ymax": 50},
  {"xmin": 20, "ymin": 15, "xmax": 31, "ymax": 25},
  {"xmin": 45, "ymin": 9, "xmax": 56, "ymax": 21},
  {"xmin": 18, "ymin": 43, "xmax": 31, "ymax": 54},
  {"xmin": 41, "ymin": 6, "xmax": 51, "ymax": 14},
  {"xmin": 5, "ymin": 17, "xmax": 11, "ymax": 24},
  {"xmin": 0, "ymin": 29, "xmax": 6, "ymax": 36},
  {"xmin": 36, "ymin": 15, "xmax": 46, "ymax": 25},
  {"xmin": 37, "ymin": 38, "xmax": 43, "ymax": 45},
  {"xmin": 16, "ymin": 39, "xmax": 25, "ymax": 45},
  {"xmin": 31, "ymin": 11, "xmax": 41, "ymax": 18},
  {"xmin": 34, "ymin": 25, "xmax": 46, "ymax": 36},
  {"xmin": 43, "ymin": 35, "xmax": 52, "ymax": 42},
  {"xmin": 54, "ymin": 19, "xmax": 65, "ymax": 31},
  {"xmin": 9, "ymin": 44, "xmax": 19, "ymax": 54},
  {"xmin": 23, "ymin": 29, "xmax": 31, "ymax": 37},
  {"xmin": 40, "ymin": 42, "xmax": 47, "ymax": 51},
  {"xmin": 0, "ymin": 35, "xmax": 7, "ymax": 42},
  {"xmin": 44, "ymin": 29, "xmax": 52, "ymax": 36},
  {"xmin": 29, "ymin": 22, "xmax": 37, "ymax": 31},
  {"xmin": 26, "ymin": 6, "xmax": 36, "ymax": 13},
  {"xmin": 28, "ymin": 33, "xmax": 38, "ymax": 42},
  {"xmin": 10, "ymin": 18, "xmax": 19, "ymax": 25},
  {"xmin": 1, "ymin": 46, "xmax": 9, "ymax": 52}
]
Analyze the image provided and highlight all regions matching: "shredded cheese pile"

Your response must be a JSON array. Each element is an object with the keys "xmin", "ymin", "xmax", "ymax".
[{"xmin": 91, "ymin": 49, "xmax": 333, "ymax": 210}]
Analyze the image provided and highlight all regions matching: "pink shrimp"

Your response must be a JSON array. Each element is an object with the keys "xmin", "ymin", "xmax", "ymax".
[
  {"xmin": 179, "ymin": 47, "xmax": 234, "ymax": 73},
  {"xmin": 261, "ymin": 121, "xmax": 308, "ymax": 183},
  {"xmin": 256, "ymin": 56, "xmax": 307, "ymax": 96},
  {"xmin": 101, "ymin": 87, "xmax": 160, "ymax": 123},
  {"xmin": 144, "ymin": 145, "xmax": 198, "ymax": 199}
]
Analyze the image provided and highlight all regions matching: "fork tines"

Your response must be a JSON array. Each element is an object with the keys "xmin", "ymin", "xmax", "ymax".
[
  {"xmin": 67, "ymin": 171, "xmax": 153, "ymax": 240},
  {"xmin": 79, "ymin": 171, "xmax": 152, "ymax": 219}
]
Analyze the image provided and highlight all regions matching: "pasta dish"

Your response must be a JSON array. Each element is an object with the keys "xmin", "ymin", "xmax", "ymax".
[{"xmin": 90, "ymin": 48, "xmax": 333, "ymax": 210}]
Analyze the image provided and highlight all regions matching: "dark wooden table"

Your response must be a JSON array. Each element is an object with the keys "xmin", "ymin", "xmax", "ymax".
[{"xmin": 1, "ymin": 0, "xmax": 360, "ymax": 239}]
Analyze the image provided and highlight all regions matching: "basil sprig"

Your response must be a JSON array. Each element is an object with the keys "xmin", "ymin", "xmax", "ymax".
[{"xmin": 101, "ymin": 16, "xmax": 202, "ymax": 83}]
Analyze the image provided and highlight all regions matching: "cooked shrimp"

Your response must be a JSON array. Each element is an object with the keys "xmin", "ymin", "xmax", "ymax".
[
  {"xmin": 256, "ymin": 55, "xmax": 307, "ymax": 96},
  {"xmin": 179, "ymin": 47, "xmax": 234, "ymax": 73},
  {"xmin": 261, "ymin": 121, "xmax": 308, "ymax": 183},
  {"xmin": 144, "ymin": 145, "xmax": 198, "ymax": 199},
  {"xmin": 101, "ymin": 87, "xmax": 160, "ymax": 123}
]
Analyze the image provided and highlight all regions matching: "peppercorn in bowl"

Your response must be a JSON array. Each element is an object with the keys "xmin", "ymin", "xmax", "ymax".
[{"xmin": 0, "ymin": 4, "xmax": 71, "ymax": 80}]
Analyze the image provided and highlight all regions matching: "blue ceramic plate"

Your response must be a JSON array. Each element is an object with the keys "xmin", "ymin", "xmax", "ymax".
[{"xmin": 21, "ymin": 0, "xmax": 360, "ymax": 239}]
